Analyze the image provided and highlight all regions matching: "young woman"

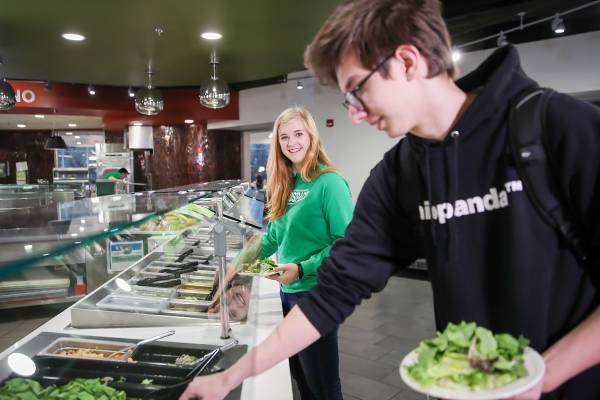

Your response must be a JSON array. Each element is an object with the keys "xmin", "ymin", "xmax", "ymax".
[{"xmin": 261, "ymin": 106, "xmax": 353, "ymax": 400}]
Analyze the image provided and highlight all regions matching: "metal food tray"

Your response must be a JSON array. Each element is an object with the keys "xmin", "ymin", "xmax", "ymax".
[
  {"xmin": 39, "ymin": 337, "xmax": 131, "ymax": 362},
  {"xmin": 170, "ymin": 298, "xmax": 212, "ymax": 308},
  {"xmin": 134, "ymin": 271, "xmax": 173, "ymax": 279},
  {"xmin": 182, "ymin": 272, "xmax": 215, "ymax": 281},
  {"xmin": 127, "ymin": 286, "xmax": 173, "ymax": 298},
  {"xmin": 186, "ymin": 270, "xmax": 216, "ymax": 277},
  {"xmin": 96, "ymin": 294, "xmax": 167, "ymax": 314},
  {"xmin": 142, "ymin": 266, "xmax": 182, "ymax": 274},
  {"xmin": 174, "ymin": 289, "xmax": 211, "ymax": 301},
  {"xmin": 162, "ymin": 306, "xmax": 216, "ymax": 318},
  {"xmin": 180, "ymin": 282, "xmax": 213, "ymax": 291}
]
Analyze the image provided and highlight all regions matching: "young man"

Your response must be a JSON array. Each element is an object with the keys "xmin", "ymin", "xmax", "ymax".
[
  {"xmin": 180, "ymin": 1, "xmax": 600, "ymax": 399},
  {"xmin": 103, "ymin": 167, "xmax": 129, "ymax": 182}
]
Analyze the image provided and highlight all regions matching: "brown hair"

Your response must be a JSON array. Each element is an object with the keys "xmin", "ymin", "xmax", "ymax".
[
  {"xmin": 266, "ymin": 107, "xmax": 336, "ymax": 220},
  {"xmin": 304, "ymin": 0, "xmax": 455, "ymax": 87}
]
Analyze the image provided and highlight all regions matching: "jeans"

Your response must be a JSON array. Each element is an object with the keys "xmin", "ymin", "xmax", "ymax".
[{"xmin": 280, "ymin": 290, "xmax": 343, "ymax": 400}]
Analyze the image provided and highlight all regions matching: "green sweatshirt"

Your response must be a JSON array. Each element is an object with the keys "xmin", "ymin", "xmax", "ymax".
[
  {"xmin": 103, "ymin": 171, "xmax": 121, "ymax": 180},
  {"xmin": 261, "ymin": 170, "xmax": 353, "ymax": 293}
]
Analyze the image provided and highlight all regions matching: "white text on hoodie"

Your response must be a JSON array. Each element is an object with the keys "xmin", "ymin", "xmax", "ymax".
[{"xmin": 418, "ymin": 180, "xmax": 523, "ymax": 224}]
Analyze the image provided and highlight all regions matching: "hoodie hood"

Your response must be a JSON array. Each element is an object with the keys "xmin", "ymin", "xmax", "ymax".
[{"xmin": 408, "ymin": 44, "xmax": 538, "ymax": 148}]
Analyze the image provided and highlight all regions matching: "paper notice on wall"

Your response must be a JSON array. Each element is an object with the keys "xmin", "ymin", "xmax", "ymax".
[{"xmin": 15, "ymin": 161, "xmax": 28, "ymax": 184}]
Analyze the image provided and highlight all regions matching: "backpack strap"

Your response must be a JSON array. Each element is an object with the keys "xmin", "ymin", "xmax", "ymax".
[{"xmin": 508, "ymin": 88, "xmax": 588, "ymax": 264}]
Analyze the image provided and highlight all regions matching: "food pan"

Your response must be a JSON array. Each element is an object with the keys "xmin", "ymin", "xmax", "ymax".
[
  {"xmin": 170, "ymin": 299, "xmax": 210, "ymax": 310},
  {"xmin": 38, "ymin": 338, "xmax": 131, "ymax": 362},
  {"xmin": 181, "ymin": 273, "xmax": 215, "ymax": 287},
  {"xmin": 175, "ymin": 289, "xmax": 210, "ymax": 300},
  {"xmin": 132, "ymin": 343, "xmax": 213, "ymax": 366},
  {"xmin": 96, "ymin": 294, "xmax": 167, "ymax": 314},
  {"xmin": 142, "ymin": 266, "xmax": 182, "ymax": 274},
  {"xmin": 180, "ymin": 281, "xmax": 213, "ymax": 291},
  {"xmin": 127, "ymin": 286, "xmax": 173, "ymax": 298},
  {"xmin": 161, "ymin": 307, "xmax": 214, "ymax": 318}
]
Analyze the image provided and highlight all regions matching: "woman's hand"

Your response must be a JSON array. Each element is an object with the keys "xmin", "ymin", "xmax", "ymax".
[
  {"xmin": 179, "ymin": 372, "xmax": 232, "ymax": 400},
  {"xmin": 269, "ymin": 263, "xmax": 299, "ymax": 284}
]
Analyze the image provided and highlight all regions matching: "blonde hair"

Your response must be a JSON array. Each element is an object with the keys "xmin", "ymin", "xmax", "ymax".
[{"xmin": 266, "ymin": 107, "xmax": 336, "ymax": 220}]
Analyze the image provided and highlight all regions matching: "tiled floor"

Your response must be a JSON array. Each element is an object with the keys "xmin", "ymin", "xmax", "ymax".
[
  {"xmin": 0, "ymin": 303, "xmax": 70, "ymax": 354},
  {"xmin": 338, "ymin": 276, "xmax": 434, "ymax": 400},
  {"xmin": 0, "ymin": 277, "xmax": 435, "ymax": 400}
]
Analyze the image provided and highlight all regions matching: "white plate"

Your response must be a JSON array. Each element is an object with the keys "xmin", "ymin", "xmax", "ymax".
[
  {"xmin": 399, "ymin": 347, "xmax": 545, "ymax": 400},
  {"xmin": 237, "ymin": 271, "xmax": 278, "ymax": 278}
]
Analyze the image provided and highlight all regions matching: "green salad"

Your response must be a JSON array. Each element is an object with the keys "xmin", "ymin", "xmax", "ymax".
[
  {"xmin": 241, "ymin": 258, "xmax": 277, "ymax": 274},
  {"xmin": 406, "ymin": 321, "xmax": 529, "ymax": 391},
  {"xmin": 0, "ymin": 378, "xmax": 126, "ymax": 400}
]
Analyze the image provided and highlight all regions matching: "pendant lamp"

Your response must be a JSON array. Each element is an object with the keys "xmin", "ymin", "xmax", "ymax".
[
  {"xmin": 135, "ymin": 68, "xmax": 163, "ymax": 115},
  {"xmin": 0, "ymin": 58, "xmax": 16, "ymax": 110},
  {"xmin": 199, "ymin": 49, "xmax": 230, "ymax": 109}
]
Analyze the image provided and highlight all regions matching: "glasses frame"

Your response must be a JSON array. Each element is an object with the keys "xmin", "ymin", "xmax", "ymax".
[{"xmin": 342, "ymin": 53, "xmax": 395, "ymax": 111}]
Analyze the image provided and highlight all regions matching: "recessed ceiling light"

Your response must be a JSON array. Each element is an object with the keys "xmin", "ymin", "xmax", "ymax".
[
  {"xmin": 451, "ymin": 49, "xmax": 461, "ymax": 62},
  {"xmin": 132, "ymin": 122, "xmax": 143, "ymax": 126},
  {"xmin": 201, "ymin": 32, "xmax": 222, "ymax": 40},
  {"xmin": 62, "ymin": 32, "xmax": 86, "ymax": 41},
  {"xmin": 74, "ymin": 136, "xmax": 81, "ymax": 139},
  {"xmin": 65, "ymin": 132, "xmax": 73, "ymax": 135},
  {"xmin": 184, "ymin": 119, "xmax": 194, "ymax": 124},
  {"xmin": 76, "ymin": 141, "xmax": 82, "ymax": 145},
  {"xmin": 34, "ymin": 114, "xmax": 45, "ymax": 119},
  {"xmin": 17, "ymin": 124, "xmax": 26, "ymax": 128},
  {"xmin": 68, "ymin": 123, "xmax": 77, "ymax": 127}
]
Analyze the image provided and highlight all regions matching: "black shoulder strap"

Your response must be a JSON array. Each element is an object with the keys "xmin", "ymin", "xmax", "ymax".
[{"xmin": 508, "ymin": 88, "xmax": 588, "ymax": 264}]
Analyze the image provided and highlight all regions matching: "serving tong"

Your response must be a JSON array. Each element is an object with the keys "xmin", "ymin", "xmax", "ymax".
[
  {"xmin": 142, "ymin": 339, "xmax": 238, "ymax": 400},
  {"xmin": 107, "ymin": 330, "xmax": 176, "ymax": 359}
]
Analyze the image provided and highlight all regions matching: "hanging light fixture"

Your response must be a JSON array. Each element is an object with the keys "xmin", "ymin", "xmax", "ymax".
[
  {"xmin": 199, "ymin": 48, "xmax": 230, "ymax": 109},
  {"xmin": 551, "ymin": 13, "xmax": 565, "ymax": 34},
  {"xmin": 45, "ymin": 114, "xmax": 67, "ymax": 150},
  {"xmin": 0, "ymin": 57, "xmax": 16, "ymax": 110},
  {"xmin": 497, "ymin": 31, "xmax": 509, "ymax": 47},
  {"xmin": 135, "ymin": 68, "xmax": 163, "ymax": 115}
]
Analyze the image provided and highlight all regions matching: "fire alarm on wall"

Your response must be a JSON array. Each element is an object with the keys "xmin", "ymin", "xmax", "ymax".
[{"xmin": 326, "ymin": 119, "xmax": 334, "ymax": 127}]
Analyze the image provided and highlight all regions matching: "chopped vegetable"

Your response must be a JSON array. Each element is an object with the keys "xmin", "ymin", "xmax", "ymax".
[
  {"xmin": 241, "ymin": 259, "xmax": 276, "ymax": 274},
  {"xmin": 0, "ymin": 378, "xmax": 126, "ymax": 400},
  {"xmin": 175, "ymin": 354, "xmax": 199, "ymax": 366},
  {"xmin": 0, "ymin": 378, "xmax": 51, "ymax": 400},
  {"xmin": 406, "ymin": 321, "xmax": 529, "ymax": 391},
  {"xmin": 141, "ymin": 379, "xmax": 154, "ymax": 385}
]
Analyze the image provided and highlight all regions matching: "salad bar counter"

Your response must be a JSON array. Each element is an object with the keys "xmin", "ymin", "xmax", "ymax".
[
  {"xmin": 0, "ymin": 181, "xmax": 293, "ymax": 399},
  {"xmin": 0, "ymin": 332, "xmax": 246, "ymax": 399}
]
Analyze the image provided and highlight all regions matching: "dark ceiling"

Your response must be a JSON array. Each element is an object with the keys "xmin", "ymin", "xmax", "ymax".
[{"xmin": 0, "ymin": 0, "xmax": 598, "ymax": 89}]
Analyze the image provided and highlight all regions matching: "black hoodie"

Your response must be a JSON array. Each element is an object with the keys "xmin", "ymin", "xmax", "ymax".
[{"xmin": 297, "ymin": 45, "xmax": 600, "ymax": 399}]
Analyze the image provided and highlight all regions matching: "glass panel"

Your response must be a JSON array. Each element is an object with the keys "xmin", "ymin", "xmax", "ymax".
[
  {"xmin": 250, "ymin": 142, "xmax": 268, "ymax": 194},
  {"xmin": 0, "ymin": 184, "xmax": 266, "ymax": 399},
  {"xmin": 0, "ymin": 192, "xmax": 206, "ymax": 278},
  {"xmin": 55, "ymin": 147, "xmax": 95, "ymax": 169}
]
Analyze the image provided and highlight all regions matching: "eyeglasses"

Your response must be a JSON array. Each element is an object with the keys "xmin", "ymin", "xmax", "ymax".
[{"xmin": 342, "ymin": 53, "xmax": 394, "ymax": 111}]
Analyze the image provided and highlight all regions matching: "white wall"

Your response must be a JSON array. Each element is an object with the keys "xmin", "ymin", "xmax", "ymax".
[
  {"xmin": 210, "ymin": 79, "xmax": 397, "ymax": 202},
  {"xmin": 210, "ymin": 30, "xmax": 600, "ymax": 202},
  {"xmin": 456, "ymin": 30, "xmax": 600, "ymax": 92}
]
